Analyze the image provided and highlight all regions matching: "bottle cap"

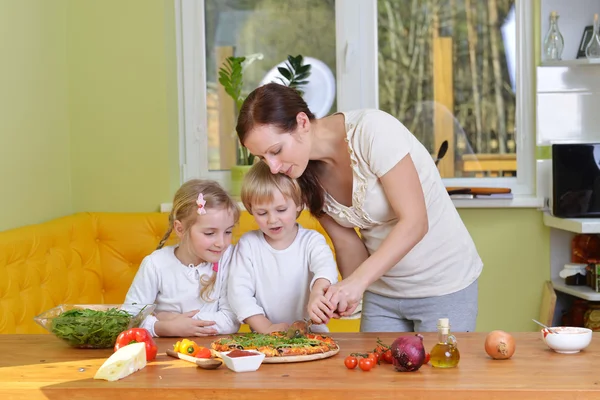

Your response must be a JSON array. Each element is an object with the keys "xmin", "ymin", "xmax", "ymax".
[{"xmin": 438, "ymin": 318, "xmax": 450, "ymax": 334}]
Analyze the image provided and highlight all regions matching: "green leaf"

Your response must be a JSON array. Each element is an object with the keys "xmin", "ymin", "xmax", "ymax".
[{"xmin": 277, "ymin": 67, "xmax": 292, "ymax": 80}]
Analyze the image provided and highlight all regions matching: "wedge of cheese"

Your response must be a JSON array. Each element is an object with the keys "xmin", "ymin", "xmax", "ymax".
[{"xmin": 94, "ymin": 342, "xmax": 147, "ymax": 381}]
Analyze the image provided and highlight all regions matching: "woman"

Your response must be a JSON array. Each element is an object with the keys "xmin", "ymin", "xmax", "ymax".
[{"xmin": 236, "ymin": 83, "xmax": 483, "ymax": 332}]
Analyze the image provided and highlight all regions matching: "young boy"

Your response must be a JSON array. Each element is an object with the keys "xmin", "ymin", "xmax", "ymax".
[{"xmin": 228, "ymin": 161, "xmax": 339, "ymax": 334}]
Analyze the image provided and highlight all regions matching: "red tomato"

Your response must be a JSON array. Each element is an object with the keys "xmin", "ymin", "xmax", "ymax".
[
  {"xmin": 424, "ymin": 352, "xmax": 431, "ymax": 364},
  {"xmin": 367, "ymin": 353, "xmax": 379, "ymax": 366},
  {"xmin": 359, "ymin": 358, "xmax": 374, "ymax": 371},
  {"xmin": 196, "ymin": 347, "xmax": 212, "ymax": 359},
  {"xmin": 382, "ymin": 349, "xmax": 393, "ymax": 364},
  {"xmin": 344, "ymin": 356, "xmax": 358, "ymax": 369},
  {"xmin": 375, "ymin": 345, "xmax": 388, "ymax": 355}
]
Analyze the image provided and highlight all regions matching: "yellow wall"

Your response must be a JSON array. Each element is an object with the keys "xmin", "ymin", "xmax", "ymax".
[
  {"xmin": 0, "ymin": 0, "xmax": 551, "ymax": 332},
  {"xmin": 459, "ymin": 209, "xmax": 550, "ymax": 332},
  {"xmin": 0, "ymin": 0, "xmax": 72, "ymax": 231},
  {"xmin": 67, "ymin": 0, "xmax": 180, "ymax": 213}
]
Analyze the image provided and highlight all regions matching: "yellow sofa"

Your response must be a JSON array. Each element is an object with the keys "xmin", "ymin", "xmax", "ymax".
[{"xmin": 0, "ymin": 211, "xmax": 360, "ymax": 334}]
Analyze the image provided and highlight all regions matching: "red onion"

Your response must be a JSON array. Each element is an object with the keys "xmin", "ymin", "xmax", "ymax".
[{"xmin": 390, "ymin": 334, "xmax": 426, "ymax": 372}]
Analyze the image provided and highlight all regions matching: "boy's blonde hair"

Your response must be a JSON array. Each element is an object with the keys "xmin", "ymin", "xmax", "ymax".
[
  {"xmin": 158, "ymin": 179, "xmax": 240, "ymax": 301},
  {"xmin": 241, "ymin": 161, "xmax": 303, "ymax": 215}
]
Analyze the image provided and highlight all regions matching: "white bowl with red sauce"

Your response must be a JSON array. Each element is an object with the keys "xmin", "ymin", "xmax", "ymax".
[
  {"xmin": 541, "ymin": 326, "xmax": 592, "ymax": 354},
  {"xmin": 220, "ymin": 349, "xmax": 266, "ymax": 372}
]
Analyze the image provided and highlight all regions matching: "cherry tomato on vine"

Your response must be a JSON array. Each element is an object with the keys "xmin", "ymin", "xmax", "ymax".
[
  {"xmin": 382, "ymin": 349, "xmax": 394, "ymax": 364},
  {"xmin": 344, "ymin": 356, "xmax": 358, "ymax": 369},
  {"xmin": 359, "ymin": 358, "xmax": 374, "ymax": 371},
  {"xmin": 367, "ymin": 353, "xmax": 379, "ymax": 366}
]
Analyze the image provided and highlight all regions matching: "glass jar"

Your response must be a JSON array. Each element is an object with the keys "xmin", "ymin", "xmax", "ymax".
[
  {"xmin": 559, "ymin": 263, "xmax": 587, "ymax": 286},
  {"xmin": 584, "ymin": 302, "xmax": 600, "ymax": 331},
  {"xmin": 562, "ymin": 299, "xmax": 588, "ymax": 327}
]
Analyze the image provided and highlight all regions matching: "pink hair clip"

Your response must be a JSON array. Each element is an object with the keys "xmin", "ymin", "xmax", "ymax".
[{"xmin": 196, "ymin": 193, "xmax": 207, "ymax": 215}]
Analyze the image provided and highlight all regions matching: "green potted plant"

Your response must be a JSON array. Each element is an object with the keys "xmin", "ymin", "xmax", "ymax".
[{"xmin": 218, "ymin": 54, "xmax": 311, "ymax": 195}]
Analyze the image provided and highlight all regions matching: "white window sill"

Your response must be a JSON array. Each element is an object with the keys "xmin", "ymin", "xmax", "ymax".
[
  {"xmin": 451, "ymin": 195, "xmax": 543, "ymax": 209},
  {"xmin": 160, "ymin": 195, "xmax": 544, "ymax": 213}
]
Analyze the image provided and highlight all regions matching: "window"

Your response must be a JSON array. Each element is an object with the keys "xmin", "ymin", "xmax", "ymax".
[{"xmin": 176, "ymin": 0, "xmax": 534, "ymax": 196}]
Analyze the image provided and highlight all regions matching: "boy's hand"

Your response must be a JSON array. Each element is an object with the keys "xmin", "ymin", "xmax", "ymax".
[
  {"xmin": 266, "ymin": 322, "xmax": 290, "ymax": 333},
  {"xmin": 307, "ymin": 290, "xmax": 335, "ymax": 324}
]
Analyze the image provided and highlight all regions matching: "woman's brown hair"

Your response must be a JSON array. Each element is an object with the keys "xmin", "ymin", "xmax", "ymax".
[
  {"xmin": 236, "ymin": 82, "xmax": 325, "ymax": 216},
  {"xmin": 158, "ymin": 179, "xmax": 240, "ymax": 301}
]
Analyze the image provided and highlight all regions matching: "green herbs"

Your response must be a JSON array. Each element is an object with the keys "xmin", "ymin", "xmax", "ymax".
[
  {"xmin": 216, "ymin": 333, "xmax": 324, "ymax": 349},
  {"xmin": 50, "ymin": 308, "xmax": 133, "ymax": 348}
]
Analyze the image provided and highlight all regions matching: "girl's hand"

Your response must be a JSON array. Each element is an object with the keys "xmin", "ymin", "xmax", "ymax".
[
  {"xmin": 324, "ymin": 279, "xmax": 364, "ymax": 317},
  {"xmin": 155, "ymin": 310, "xmax": 199, "ymax": 321},
  {"xmin": 175, "ymin": 316, "xmax": 218, "ymax": 337},
  {"xmin": 156, "ymin": 315, "xmax": 218, "ymax": 337}
]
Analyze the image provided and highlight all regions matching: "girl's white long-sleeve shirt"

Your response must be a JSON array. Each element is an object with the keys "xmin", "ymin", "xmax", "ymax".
[
  {"xmin": 228, "ymin": 226, "xmax": 339, "ymax": 330},
  {"xmin": 123, "ymin": 245, "xmax": 240, "ymax": 337}
]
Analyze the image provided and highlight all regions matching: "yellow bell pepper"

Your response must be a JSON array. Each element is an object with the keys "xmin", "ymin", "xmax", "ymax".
[{"xmin": 173, "ymin": 339, "xmax": 200, "ymax": 357}]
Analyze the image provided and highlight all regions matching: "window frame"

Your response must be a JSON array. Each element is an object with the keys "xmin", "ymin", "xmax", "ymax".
[{"xmin": 175, "ymin": 0, "xmax": 536, "ymax": 197}]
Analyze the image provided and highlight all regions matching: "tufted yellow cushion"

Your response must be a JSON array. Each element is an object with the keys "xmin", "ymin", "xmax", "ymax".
[{"xmin": 0, "ymin": 211, "xmax": 359, "ymax": 334}]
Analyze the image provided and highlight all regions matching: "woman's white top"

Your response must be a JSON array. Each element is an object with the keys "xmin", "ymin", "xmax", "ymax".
[{"xmin": 323, "ymin": 109, "xmax": 483, "ymax": 298}]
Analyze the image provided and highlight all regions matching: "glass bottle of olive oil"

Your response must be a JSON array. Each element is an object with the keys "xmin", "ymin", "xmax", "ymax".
[{"xmin": 430, "ymin": 318, "xmax": 460, "ymax": 368}]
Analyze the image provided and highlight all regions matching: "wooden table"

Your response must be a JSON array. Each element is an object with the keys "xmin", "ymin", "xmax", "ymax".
[{"xmin": 1, "ymin": 332, "xmax": 599, "ymax": 399}]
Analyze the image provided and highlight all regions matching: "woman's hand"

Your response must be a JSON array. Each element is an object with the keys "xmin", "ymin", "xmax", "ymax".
[{"xmin": 324, "ymin": 279, "xmax": 365, "ymax": 317}]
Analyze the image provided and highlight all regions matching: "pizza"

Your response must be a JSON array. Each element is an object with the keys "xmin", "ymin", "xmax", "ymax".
[{"xmin": 211, "ymin": 332, "xmax": 338, "ymax": 357}]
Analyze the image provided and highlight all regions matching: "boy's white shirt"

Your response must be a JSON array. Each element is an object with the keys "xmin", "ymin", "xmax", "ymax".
[
  {"xmin": 123, "ymin": 245, "xmax": 240, "ymax": 337},
  {"xmin": 228, "ymin": 225, "xmax": 339, "ymax": 332}
]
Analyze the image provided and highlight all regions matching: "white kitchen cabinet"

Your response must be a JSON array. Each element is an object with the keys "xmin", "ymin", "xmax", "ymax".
[{"xmin": 543, "ymin": 213, "xmax": 600, "ymax": 326}]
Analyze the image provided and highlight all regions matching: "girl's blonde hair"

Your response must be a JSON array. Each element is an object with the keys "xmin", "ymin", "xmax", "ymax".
[
  {"xmin": 158, "ymin": 179, "xmax": 240, "ymax": 301},
  {"xmin": 241, "ymin": 161, "xmax": 303, "ymax": 215}
]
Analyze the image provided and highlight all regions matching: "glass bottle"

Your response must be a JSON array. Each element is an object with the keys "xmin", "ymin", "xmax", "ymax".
[
  {"xmin": 543, "ymin": 11, "xmax": 564, "ymax": 61},
  {"xmin": 586, "ymin": 14, "xmax": 600, "ymax": 59},
  {"xmin": 430, "ymin": 318, "xmax": 460, "ymax": 368}
]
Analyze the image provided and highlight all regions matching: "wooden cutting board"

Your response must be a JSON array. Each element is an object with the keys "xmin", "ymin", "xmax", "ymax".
[
  {"xmin": 447, "ymin": 187, "xmax": 512, "ymax": 195},
  {"xmin": 261, "ymin": 347, "xmax": 340, "ymax": 364}
]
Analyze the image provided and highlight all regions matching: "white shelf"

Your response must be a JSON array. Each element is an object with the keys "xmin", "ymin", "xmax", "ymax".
[
  {"xmin": 543, "ymin": 212, "xmax": 600, "ymax": 233},
  {"xmin": 540, "ymin": 59, "xmax": 600, "ymax": 67},
  {"xmin": 552, "ymin": 279, "xmax": 600, "ymax": 301}
]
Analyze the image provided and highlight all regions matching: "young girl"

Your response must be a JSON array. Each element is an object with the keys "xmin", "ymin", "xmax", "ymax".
[
  {"xmin": 124, "ymin": 179, "xmax": 241, "ymax": 337},
  {"xmin": 228, "ymin": 161, "xmax": 339, "ymax": 334}
]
